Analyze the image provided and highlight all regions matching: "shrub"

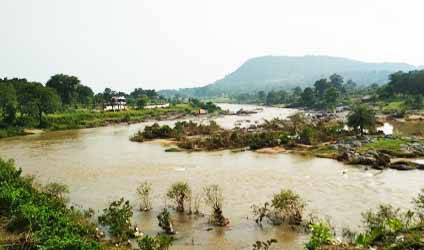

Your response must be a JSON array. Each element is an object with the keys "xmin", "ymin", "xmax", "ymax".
[
  {"xmin": 203, "ymin": 184, "xmax": 229, "ymax": 226},
  {"xmin": 137, "ymin": 181, "xmax": 152, "ymax": 211},
  {"xmin": 252, "ymin": 239, "xmax": 277, "ymax": 250},
  {"xmin": 166, "ymin": 182, "xmax": 191, "ymax": 212},
  {"xmin": 304, "ymin": 221, "xmax": 334, "ymax": 250},
  {"xmin": 43, "ymin": 182, "xmax": 70, "ymax": 204},
  {"xmin": 157, "ymin": 208, "xmax": 175, "ymax": 234},
  {"xmin": 0, "ymin": 158, "xmax": 101, "ymax": 250},
  {"xmin": 98, "ymin": 198, "xmax": 134, "ymax": 242},
  {"xmin": 269, "ymin": 189, "xmax": 305, "ymax": 225},
  {"xmin": 137, "ymin": 234, "xmax": 173, "ymax": 250}
]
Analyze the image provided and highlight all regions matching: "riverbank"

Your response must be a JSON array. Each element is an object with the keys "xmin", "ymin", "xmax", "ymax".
[{"xmin": 0, "ymin": 104, "xmax": 200, "ymax": 140}]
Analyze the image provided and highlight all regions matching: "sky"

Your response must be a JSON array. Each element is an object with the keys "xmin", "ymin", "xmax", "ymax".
[{"xmin": 1, "ymin": 0, "xmax": 424, "ymax": 93}]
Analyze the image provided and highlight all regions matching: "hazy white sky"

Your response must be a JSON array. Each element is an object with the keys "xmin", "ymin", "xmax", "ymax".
[{"xmin": 1, "ymin": 0, "xmax": 423, "ymax": 92}]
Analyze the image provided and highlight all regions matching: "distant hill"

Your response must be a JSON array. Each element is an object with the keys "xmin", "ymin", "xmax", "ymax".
[{"xmin": 159, "ymin": 55, "xmax": 421, "ymax": 98}]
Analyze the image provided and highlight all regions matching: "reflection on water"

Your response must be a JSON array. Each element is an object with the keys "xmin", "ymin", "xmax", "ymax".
[{"xmin": 0, "ymin": 104, "xmax": 424, "ymax": 249}]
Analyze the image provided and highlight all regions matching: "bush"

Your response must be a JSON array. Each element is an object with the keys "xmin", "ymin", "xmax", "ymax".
[
  {"xmin": 137, "ymin": 234, "xmax": 173, "ymax": 250},
  {"xmin": 98, "ymin": 198, "xmax": 134, "ymax": 242},
  {"xmin": 0, "ymin": 158, "xmax": 101, "ymax": 250},
  {"xmin": 203, "ymin": 184, "xmax": 229, "ymax": 226},
  {"xmin": 166, "ymin": 182, "xmax": 191, "ymax": 212},
  {"xmin": 137, "ymin": 181, "xmax": 152, "ymax": 211},
  {"xmin": 157, "ymin": 208, "xmax": 175, "ymax": 234},
  {"xmin": 252, "ymin": 239, "xmax": 277, "ymax": 250},
  {"xmin": 304, "ymin": 221, "xmax": 334, "ymax": 250},
  {"xmin": 269, "ymin": 189, "xmax": 305, "ymax": 225}
]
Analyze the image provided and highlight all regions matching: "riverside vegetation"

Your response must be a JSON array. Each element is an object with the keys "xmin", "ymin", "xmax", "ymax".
[
  {"xmin": 131, "ymin": 105, "xmax": 424, "ymax": 171},
  {"xmin": 0, "ymin": 75, "xmax": 222, "ymax": 139},
  {"xmin": 2, "ymin": 157, "xmax": 424, "ymax": 250}
]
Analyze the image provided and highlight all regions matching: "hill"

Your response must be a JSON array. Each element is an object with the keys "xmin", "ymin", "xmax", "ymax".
[{"xmin": 159, "ymin": 55, "xmax": 421, "ymax": 98}]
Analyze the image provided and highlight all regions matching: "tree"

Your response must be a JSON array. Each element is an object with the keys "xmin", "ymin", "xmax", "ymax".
[
  {"xmin": 347, "ymin": 105, "xmax": 376, "ymax": 136},
  {"xmin": 329, "ymin": 73, "xmax": 344, "ymax": 89},
  {"xmin": 0, "ymin": 83, "xmax": 17, "ymax": 123},
  {"xmin": 46, "ymin": 74, "xmax": 80, "ymax": 105},
  {"xmin": 301, "ymin": 87, "xmax": 315, "ymax": 107},
  {"xmin": 323, "ymin": 87, "xmax": 339, "ymax": 111},
  {"xmin": 136, "ymin": 96, "xmax": 149, "ymax": 109},
  {"xmin": 166, "ymin": 182, "xmax": 191, "ymax": 212},
  {"xmin": 314, "ymin": 79, "xmax": 331, "ymax": 97},
  {"xmin": 18, "ymin": 84, "xmax": 60, "ymax": 127},
  {"xmin": 76, "ymin": 84, "xmax": 94, "ymax": 107},
  {"xmin": 157, "ymin": 208, "xmax": 175, "ymax": 234}
]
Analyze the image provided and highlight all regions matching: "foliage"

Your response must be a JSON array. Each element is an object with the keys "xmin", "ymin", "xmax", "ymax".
[
  {"xmin": 257, "ymin": 189, "xmax": 305, "ymax": 225},
  {"xmin": 252, "ymin": 239, "xmax": 277, "ymax": 250},
  {"xmin": 347, "ymin": 104, "xmax": 376, "ymax": 136},
  {"xmin": 0, "ymin": 158, "xmax": 101, "ymax": 250},
  {"xmin": 166, "ymin": 182, "xmax": 191, "ymax": 212},
  {"xmin": 43, "ymin": 182, "xmax": 70, "ymax": 204},
  {"xmin": 46, "ymin": 74, "xmax": 94, "ymax": 107},
  {"xmin": 17, "ymin": 83, "xmax": 61, "ymax": 127},
  {"xmin": 157, "ymin": 208, "xmax": 175, "ymax": 234},
  {"xmin": 137, "ymin": 181, "xmax": 152, "ymax": 211},
  {"xmin": 203, "ymin": 184, "xmax": 228, "ymax": 226},
  {"xmin": 137, "ymin": 234, "xmax": 173, "ymax": 250},
  {"xmin": 98, "ymin": 198, "xmax": 134, "ymax": 242},
  {"xmin": 304, "ymin": 221, "xmax": 334, "ymax": 250},
  {"xmin": 413, "ymin": 188, "xmax": 424, "ymax": 222},
  {"xmin": 0, "ymin": 83, "xmax": 17, "ymax": 123}
]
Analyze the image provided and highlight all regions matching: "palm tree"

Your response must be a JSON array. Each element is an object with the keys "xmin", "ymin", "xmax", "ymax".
[{"xmin": 347, "ymin": 104, "xmax": 376, "ymax": 136}]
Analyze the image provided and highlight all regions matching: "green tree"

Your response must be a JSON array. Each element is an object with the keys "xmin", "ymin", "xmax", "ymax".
[
  {"xmin": 347, "ymin": 105, "xmax": 376, "ymax": 136},
  {"xmin": 0, "ymin": 83, "xmax": 17, "ymax": 123},
  {"xmin": 329, "ymin": 73, "xmax": 344, "ymax": 89},
  {"xmin": 314, "ymin": 79, "xmax": 331, "ymax": 97},
  {"xmin": 136, "ymin": 96, "xmax": 149, "ymax": 109},
  {"xmin": 18, "ymin": 84, "xmax": 60, "ymax": 127},
  {"xmin": 301, "ymin": 87, "xmax": 315, "ymax": 107},
  {"xmin": 76, "ymin": 84, "xmax": 94, "ymax": 107},
  {"xmin": 46, "ymin": 74, "xmax": 80, "ymax": 105},
  {"xmin": 137, "ymin": 235, "xmax": 173, "ymax": 250},
  {"xmin": 323, "ymin": 87, "xmax": 339, "ymax": 111}
]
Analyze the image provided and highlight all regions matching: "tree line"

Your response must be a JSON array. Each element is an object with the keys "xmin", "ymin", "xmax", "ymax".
[{"xmin": 0, "ymin": 74, "xmax": 163, "ymax": 128}]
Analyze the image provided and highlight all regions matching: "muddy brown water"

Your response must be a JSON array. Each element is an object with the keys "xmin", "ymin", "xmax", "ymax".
[{"xmin": 1, "ymin": 104, "xmax": 424, "ymax": 250}]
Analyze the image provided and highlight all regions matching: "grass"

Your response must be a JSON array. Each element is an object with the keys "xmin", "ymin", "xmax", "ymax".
[
  {"xmin": 361, "ymin": 137, "xmax": 409, "ymax": 152},
  {"xmin": 47, "ymin": 104, "xmax": 194, "ymax": 130}
]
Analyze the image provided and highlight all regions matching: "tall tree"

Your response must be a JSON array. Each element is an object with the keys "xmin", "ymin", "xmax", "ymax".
[
  {"xmin": 347, "ymin": 105, "xmax": 376, "ymax": 136},
  {"xmin": 0, "ymin": 83, "xmax": 17, "ymax": 123},
  {"xmin": 46, "ymin": 74, "xmax": 80, "ymax": 105},
  {"xmin": 314, "ymin": 79, "xmax": 331, "ymax": 97},
  {"xmin": 329, "ymin": 74, "xmax": 344, "ymax": 89},
  {"xmin": 18, "ymin": 84, "xmax": 60, "ymax": 126},
  {"xmin": 301, "ymin": 87, "xmax": 315, "ymax": 107}
]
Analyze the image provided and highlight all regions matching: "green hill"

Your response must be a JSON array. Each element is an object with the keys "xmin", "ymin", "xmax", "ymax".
[{"xmin": 159, "ymin": 55, "xmax": 421, "ymax": 98}]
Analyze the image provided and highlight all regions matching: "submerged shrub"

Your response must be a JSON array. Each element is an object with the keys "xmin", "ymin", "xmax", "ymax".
[
  {"xmin": 98, "ymin": 198, "xmax": 134, "ymax": 242},
  {"xmin": 157, "ymin": 208, "xmax": 175, "ymax": 234},
  {"xmin": 43, "ymin": 182, "xmax": 70, "ymax": 204},
  {"xmin": 137, "ymin": 181, "xmax": 152, "ymax": 211},
  {"xmin": 252, "ymin": 239, "xmax": 277, "ymax": 250},
  {"xmin": 203, "ymin": 184, "xmax": 229, "ymax": 226},
  {"xmin": 269, "ymin": 189, "xmax": 305, "ymax": 225},
  {"xmin": 166, "ymin": 182, "xmax": 191, "ymax": 212}
]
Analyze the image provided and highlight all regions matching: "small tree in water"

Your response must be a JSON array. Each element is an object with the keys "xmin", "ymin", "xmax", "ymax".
[
  {"xmin": 43, "ymin": 182, "xmax": 70, "ymax": 204},
  {"xmin": 98, "ymin": 198, "xmax": 134, "ymax": 242},
  {"xmin": 203, "ymin": 184, "xmax": 229, "ymax": 226},
  {"xmin": 157, "ymin": 208, "xmax": 175, "ymax": 234},
  {"xmin": 166, "ymin": 182, "xmax": 191, "ymax": 212},
  {"xmin": 252, "ymin": 239, "xmax": 277, "ymax": 250},
  {"xmin": 253, "ymin": 189, "xmax": 305, "ymax": 226},
  {"xmin": 137, "ymin": 181, "xmax": 152, "ymax": 211}
]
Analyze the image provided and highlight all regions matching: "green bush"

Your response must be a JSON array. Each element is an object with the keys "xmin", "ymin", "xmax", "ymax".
[
  {"xmin": 137, "ymin": 234, "xmax": 173, "ymax": 250},
  {"xmin": 166, "ymin": 182, "xmax": 191, "ymax": 212},
  {"xmin": 304, "ymin": 221, "xmax": 334, "ymax": 250},
  {"xmin": 98, "ymin": 198, "xmax": 134, "ymax": 242},
  {"xmin": 0, "ymin": 158, "xmax": 101, "ymax": 250}
]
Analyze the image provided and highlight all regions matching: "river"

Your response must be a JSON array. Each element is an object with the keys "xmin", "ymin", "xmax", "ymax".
[{"xmin": 0, "ymin": 104, "xmax": 423, "ymax": 250}]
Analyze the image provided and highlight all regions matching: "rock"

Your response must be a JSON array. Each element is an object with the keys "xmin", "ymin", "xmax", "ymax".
[{"xmin": 389, "ymin": 164, "xmax": 416, "ymax": 171}]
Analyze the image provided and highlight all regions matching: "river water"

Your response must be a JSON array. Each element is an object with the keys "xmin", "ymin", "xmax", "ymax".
[{"xmin": 1, "ymin": 104, "xmax": 424, "ymax": 250}]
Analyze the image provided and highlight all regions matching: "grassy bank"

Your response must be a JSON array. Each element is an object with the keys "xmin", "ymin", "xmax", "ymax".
[{"xmin": 0, "ymin": 104, "xmax": 196, "ymax": 139}]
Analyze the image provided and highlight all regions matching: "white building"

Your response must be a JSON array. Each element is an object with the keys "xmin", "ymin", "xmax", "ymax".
[{"xmin": 104, "ymin": 96, "xmax": 127, "ymax": 111}]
